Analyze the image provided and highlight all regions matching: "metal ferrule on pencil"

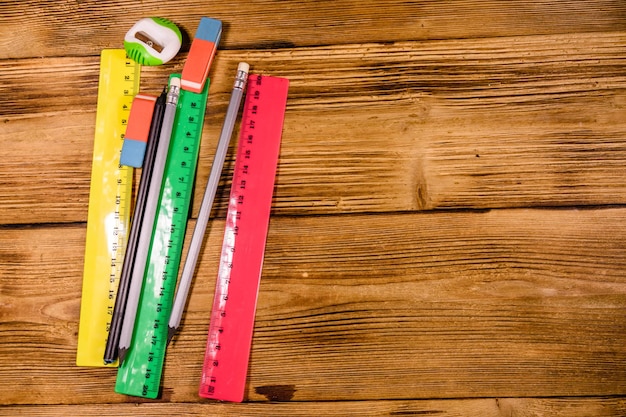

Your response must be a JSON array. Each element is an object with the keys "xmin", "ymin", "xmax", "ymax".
[
  {"xmin": 166, "ymin": 83, "xmax": 180, "ymax": 105},
  {"xmin": 234, "ymin": 69, "xmax": 248, "ymax": 90}
]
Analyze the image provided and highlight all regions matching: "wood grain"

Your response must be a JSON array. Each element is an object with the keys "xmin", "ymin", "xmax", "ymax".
[
  {"xmin": 1, "ymin": 1, "xmax": 626, "ymax": 59},
  {"xmin": 2, "ymin": 398, "xmax": 626, "ymax": 416},
  {"xmin": 2, "ymin": 0, "xmax": 626, "ymax": 414},
  {"xmin": 1, "ymin": 208, "xmax": 625, "ymax": 404},
  {"xmin": 1, "ymin": 33, "xmax": 625, "ymax": 224}
]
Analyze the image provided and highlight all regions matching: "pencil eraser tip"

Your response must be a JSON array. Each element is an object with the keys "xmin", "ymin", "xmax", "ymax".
[
  {"xmin": 170, "ymin": 77, "xmax": 181, "ymax": 88},
  {"xmin": 238, "ymin": 62, "xmax": 250, "ymax": 74}
]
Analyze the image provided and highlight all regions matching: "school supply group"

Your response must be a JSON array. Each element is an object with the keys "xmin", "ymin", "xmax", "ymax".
[
  {"xmin": 104, "ymin": 89, "xmax": 165, "ymax": 365},
  {"xmin": 115, "ymin": 73, "xmax": 210, "ymax": 398},
  {"xmin": 77, "ymin": 16, "xmax": 290, "ymax": 402}
]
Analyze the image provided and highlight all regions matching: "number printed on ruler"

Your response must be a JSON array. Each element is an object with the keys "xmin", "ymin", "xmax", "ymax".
[
  {"xmin": 107, "ymin": 81, "xmax": 135, "ymax": 330},
  {"xmin": 105, "ymin": 57, "xmax": 137, "ymax": 345},
  {"xmin": 77, "ymin": 49, "xmax": 139, "ymax": 367},
  {"xmin": 200, "ymin": 75, "xmax": 289, "ymax": 402},
  {"xmin": 115, "ymin": 74, "xmax": 210, "ymax": 398}
]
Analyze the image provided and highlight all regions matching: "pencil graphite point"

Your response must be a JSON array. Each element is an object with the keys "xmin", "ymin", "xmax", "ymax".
[
  {"xmin": 167, "ymin": 326, "xmax": 176, "ymax": 346},
  {"xmin": 117, "ymin": 347, "xmax": 128, "ymax": 366}
]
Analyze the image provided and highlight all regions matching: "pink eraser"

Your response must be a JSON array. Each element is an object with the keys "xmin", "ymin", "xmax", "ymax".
[
  {"xmin": 120, "ymin": 94, "xmax": 157, "ymax": 167},
  {"xmin": 181, "ymin": 17, "xmax": 222, "ymax": 93}
]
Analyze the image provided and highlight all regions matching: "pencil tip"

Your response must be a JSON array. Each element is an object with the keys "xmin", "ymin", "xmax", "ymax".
[
  {"xmin": 166, "ymin": 327, "xmax": 177, "ymax": 346},
  {"xmin": 103, "ymin": 347, "xmax": 118, "ymax": 365},
  {"xmin": 118, "ymin": 347, "xmax": 128, "ymax": 366}
]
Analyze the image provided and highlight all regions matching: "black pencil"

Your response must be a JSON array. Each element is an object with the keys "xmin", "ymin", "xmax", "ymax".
[{"xmin": 104, "ymin": 87, "xmax": 167, "ymax": 364}]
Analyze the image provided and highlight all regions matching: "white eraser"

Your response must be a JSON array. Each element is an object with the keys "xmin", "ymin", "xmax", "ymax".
[{"xmin": 238, "ymin": 62, "xmax": 250, "ymax": 74}]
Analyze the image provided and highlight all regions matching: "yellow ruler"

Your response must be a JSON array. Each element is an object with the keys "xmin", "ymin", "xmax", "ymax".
[{"xmin": 77, "ymin": 49, "xmax": 140, "ymax": 367}]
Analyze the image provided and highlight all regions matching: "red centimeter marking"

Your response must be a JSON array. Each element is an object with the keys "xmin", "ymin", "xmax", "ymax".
[{"xmin": 199, "ymin": 75, "xmax": 289, "ymax": 402}]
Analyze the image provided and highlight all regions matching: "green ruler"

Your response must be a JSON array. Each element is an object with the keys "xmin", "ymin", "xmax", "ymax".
[{"xmin": 115, "ymin": 74, "xmax": 209, "ymax": 398}]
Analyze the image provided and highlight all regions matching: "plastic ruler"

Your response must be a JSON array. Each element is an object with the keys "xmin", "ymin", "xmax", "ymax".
[
  {"xmin": 199, "ymin": 75, "xmax": 289, "ymax": 402},
  {"xmin": 77, "ymin": 49, "xmax": 140, "ymax": 367},
  {"xmin": 115, "ymin": 74, "xmax": 209, "ymax": 398}
]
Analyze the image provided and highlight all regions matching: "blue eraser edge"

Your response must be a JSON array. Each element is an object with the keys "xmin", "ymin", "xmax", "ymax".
[
  {"xmin": 196, "ymin": 17, "xmax": 222, "ymax": 43},
  {"xmin": 120, "ymin": 139, "xmax": 147, "ymax": 168}
]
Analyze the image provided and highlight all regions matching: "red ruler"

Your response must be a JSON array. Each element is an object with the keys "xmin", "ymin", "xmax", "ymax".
[{"xmin": 199, "ymin": 75, "xmax": 289, "ymax": 402}]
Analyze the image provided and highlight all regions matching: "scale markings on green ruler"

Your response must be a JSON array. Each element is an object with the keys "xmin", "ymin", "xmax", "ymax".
[{"xmin": 115, "ymin": 74, "xmax": 209, "ymax": 397}]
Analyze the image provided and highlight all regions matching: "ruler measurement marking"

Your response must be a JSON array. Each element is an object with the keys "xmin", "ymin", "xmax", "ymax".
[
  {"xmin": 77, "ymin": 50, "xmax": 139, "ymax": 366},
  {"xmin": 115, "ymin": 75, "xmax": 209, "ymax": 398},
  {"xmin": 200, "ymin": 75, "xmax": 289, "ymax": 402},
  {"xmin": 105, "ymin": 61, "xmax": 137, "ymax": 340}
]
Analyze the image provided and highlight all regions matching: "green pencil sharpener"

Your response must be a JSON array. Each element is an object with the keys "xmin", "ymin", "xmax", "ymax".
[{"xmin": 124, "ymin": 17, "xmax": 182, "ymax": 65}]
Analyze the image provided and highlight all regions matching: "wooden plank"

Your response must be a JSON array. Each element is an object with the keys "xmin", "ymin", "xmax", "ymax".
[
  {"xmin": 1, "ymin": 33, "xmax": 625, "ymax": 224},
  {"xmin": 1, "ymin": 0, "xmax": 626, "ymax": 59},
  {"xmin": 3, "ymin": 1, "xmax": 624, "ymax": 415},
  {"xmin": 1, "ymin": 208, "xmax": 625, "ymax": 404},
  {"xmin": 2, "ymin": 398, "xmax": 626, "ymax": 416}
]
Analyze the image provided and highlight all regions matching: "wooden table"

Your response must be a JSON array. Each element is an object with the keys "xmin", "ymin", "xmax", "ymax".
[{"xmin": 2, "ymin": 1, "xmax": 626, "ymax": 415}]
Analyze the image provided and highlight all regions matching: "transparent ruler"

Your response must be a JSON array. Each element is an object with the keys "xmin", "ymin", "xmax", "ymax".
[
  {"xmin": 199, "ymin": 75, "xmax": 289, "ymax": 402},
  {"xmin": 77, "ymin": 49, "xmax": 140, "ymax": 367},
  {"xmin": 115, "ymin": 74, "xmax": 209, "ymax": 398}
]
